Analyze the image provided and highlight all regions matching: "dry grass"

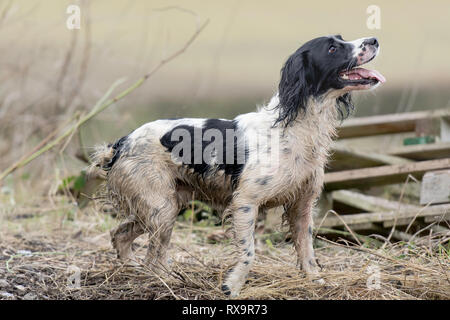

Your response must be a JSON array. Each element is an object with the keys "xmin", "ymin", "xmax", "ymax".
[
  {"xmin": 0, "ymin": 195, "xmax": 449, "ymax": 300},
  {"xmin": 1, "ymin": 0, "xmax": 449, "ymax": 302}
]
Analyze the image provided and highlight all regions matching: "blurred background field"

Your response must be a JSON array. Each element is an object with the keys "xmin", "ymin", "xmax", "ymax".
[
  {"xmin": 0, "ymin": 0, "xmax": 449, "ymax": 300},
  {"xmin": 2, "ymin": 0, "xmax": 450, "ymax": 177}
]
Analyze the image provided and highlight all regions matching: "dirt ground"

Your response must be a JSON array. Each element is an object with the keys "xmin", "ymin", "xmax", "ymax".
[{"xmin": 0, "ymin": 195, "xmax": 449, "ymax": 300}]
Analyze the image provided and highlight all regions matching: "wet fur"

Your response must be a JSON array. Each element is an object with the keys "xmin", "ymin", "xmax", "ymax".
[{"xmin": 88, "ymin": 35, "xmax": 381, "ymax": 297}]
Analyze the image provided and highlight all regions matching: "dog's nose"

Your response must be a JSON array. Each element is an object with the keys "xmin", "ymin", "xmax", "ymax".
[{"xmin": 364, "ymin": 37, "xmax": 379, "ymax": 48}]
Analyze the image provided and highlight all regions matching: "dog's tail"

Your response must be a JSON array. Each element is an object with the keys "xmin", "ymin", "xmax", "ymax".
[
  {"xmin": 86, "ymin": 143, "xmax": 115, "ymax": 180},
  {"xmin": 87, "ymin": 135, "xmax": 129, "ymax": 180}
]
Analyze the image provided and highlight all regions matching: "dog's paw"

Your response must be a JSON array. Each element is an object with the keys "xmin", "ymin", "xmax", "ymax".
[
  {"xmin": 221, "ymin": 282, "xmax": 242, "ymax": 298},
  {"xmin": 221, "ymin": 284, "xmax": 232, "ymax": 296}
]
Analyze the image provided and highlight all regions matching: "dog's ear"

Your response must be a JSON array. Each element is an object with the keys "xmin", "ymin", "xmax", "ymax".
[{"xmin": 276, "ymin": 51, "xmax": 311, "ymax": 127}]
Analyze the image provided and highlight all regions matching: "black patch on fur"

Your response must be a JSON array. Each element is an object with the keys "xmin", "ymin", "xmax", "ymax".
[
  {"xmin": 221, "ymin": 284, "xmax": 231, "ymax": 296},
  {"xmin": 336, "ymin": 93, "xmax": 354, "ymax": 120},
  {"xmin": 239, "ymin": 206, "xmax": 251, "ymax": 213},
  {"xmin": 160, "ymin": 119, "xmax": 248, "ymax": 189},
  {"xmin": 151, "ymin": 208, "xmax": 160, "ymax": 217},
  {"xmin": 243, "ymin": 260, "xmax": 249, "ymax": 265},
  {"xmin": 274, "ymin": 35, "xmax": 357, "ymax": 127},
  {"xmin": 255, "ymin": 176, "xmax": 272, "ymax": 186},
  {"xmin": 104, "ymin": 134, "xmax": 130, "ymax": 170},
  {"xmin": 316, "ymin": 258, "xmax": 323, "ymax": 269}
]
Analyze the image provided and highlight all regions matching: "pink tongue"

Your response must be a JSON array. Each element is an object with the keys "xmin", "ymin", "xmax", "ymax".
[{"xmin": 353, "ymin": 67, "xmax": 386, "ymax": 83}]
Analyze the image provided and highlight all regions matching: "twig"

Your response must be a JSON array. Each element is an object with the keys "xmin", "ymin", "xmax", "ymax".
[
  {"xmin": 0, "ymin": 13, "xmax": 208, "ymax": 183},
  {"xmin": 316, "ymin": 209, "xmax": 362, "ymax": 246},
  {"xmin": 0, "ymin": 79, "xmax": 124, "ymax": 182},
  {"xmin": 384, "ymin": 174, "xmax": 419, "ymax": 247},
  {"xmin": 0, "ymin": 112, "xmax": 80, "ymax": 181}
]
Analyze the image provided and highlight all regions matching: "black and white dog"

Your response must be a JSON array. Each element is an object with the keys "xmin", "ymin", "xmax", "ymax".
[{"xmin": 89, "ymin": 35, "xmax": 385, "ymax": 297}]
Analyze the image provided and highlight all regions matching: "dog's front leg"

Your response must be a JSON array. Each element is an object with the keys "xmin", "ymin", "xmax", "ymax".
[
  {"xmin": 286, "ymin": 169, "xmax": 324, "ymax": 281},
  {"xmin": 222, "ymin": 200, "xmax": 258, "ymax": 297}
]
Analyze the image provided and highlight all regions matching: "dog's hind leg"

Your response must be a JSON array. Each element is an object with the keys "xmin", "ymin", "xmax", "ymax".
[
  {"xmin": 143, "ymin": 195, "xmax": 179, "ymax": 273},
  {"xmin": 111, "ymin": 216, "xmax": 145, "ymax": 264},
  {"xmin": 107, "ymin": 156, "xmax": 179, "ymax": 270},
  {"xmin": 222, "ymin": 198, "xmax": 258, "ymax": 297},
  {"xmin": 286, "ymin": 169, "xmax": 324, "ymax": 281}
]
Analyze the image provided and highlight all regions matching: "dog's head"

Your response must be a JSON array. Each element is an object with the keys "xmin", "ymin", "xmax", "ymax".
[{"xmin": 276, "ymin": 35, "xmax": 385, "ymax": 126}]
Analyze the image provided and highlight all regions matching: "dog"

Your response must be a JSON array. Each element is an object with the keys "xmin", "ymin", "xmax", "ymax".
[{"xmin": 88, "ymin": 35, "xmax": 385, "ymax": 297}]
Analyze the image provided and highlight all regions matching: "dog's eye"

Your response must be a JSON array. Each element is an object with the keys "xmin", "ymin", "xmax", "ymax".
[{"xmin": 328, "ymin": 46, "xmax": 337, "ymax": 54}]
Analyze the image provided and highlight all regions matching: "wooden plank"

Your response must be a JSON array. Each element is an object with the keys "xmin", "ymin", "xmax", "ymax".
[
  {"xmin": 324, "ymin": 158, "xmax": 450, "ymax": 191},
  {"xmin": 316, "ymin": 222, "xmax": 377, "ymax": 232},
  {"xmin": 424, "ymin": 212, "xmax": 450, "ymax": 223},
  {"xmin": 382, "ymin": 215, "xmax": 450, "ymax": 227},
  {"xmin": 329, "ymin": 145, "xmax": 412, "ymax": 172},
  {"xmin": 337, "ymin": 108, "xmax": 450, "ymax": 139},
  {"xmin": 316, "ymin": 227, "xmax": 381, "ymax": 244},
  {"xmin": 386, "ymin": 142, "xmax": 450, "ymax": 161},
  {"xmin": 347, "ymin": 222, "xmax": 377, "ymax": 231},
  {"xmin": 420, "ymin": 170, "xmax": 450, "ymax": 205},
  {"xmin": 415, "ymin": 118, "xmax": 441, "ymax": 137},
  {"xmin": 329, "ymin": 143, "xmax": 450, "ymax": 172},
  {"xmin": 319, "ymin": 222, "xmax": 412, "ymax": 241},
  {"xmin": 372, "ymin": 225, "xmax": 413, "ymax": 241},
  {"xmin": 331, "ymin": 190, "xmax": 419, "ymax": 213},
  {"xmin": 318, "ymin": 204, "xmax": 450, "ymax": 228},
  {"xmin": 331, "ymin": 190, "xmax": 423, "ymax": 228},
  {"xmin": 429, "ymin": 224, "xmax": 450, "ymax": 234},
  {"xmin": 441, "ymin": 118, "xmax": 450, "ymax": 142},
  {"xmin": 383, "ymin": 218, "xmax": 416, "ymax": 227}
]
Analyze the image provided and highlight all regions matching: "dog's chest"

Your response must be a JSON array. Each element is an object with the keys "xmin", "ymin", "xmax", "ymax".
[{"xmin": 279, "ymin": 109, "xmax": 337, "ymax": 178}]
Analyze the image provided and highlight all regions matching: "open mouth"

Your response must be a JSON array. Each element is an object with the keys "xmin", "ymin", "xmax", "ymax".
[{"xmin": 339, "ymin": 67, "xmax": 386, "ymax": 87}]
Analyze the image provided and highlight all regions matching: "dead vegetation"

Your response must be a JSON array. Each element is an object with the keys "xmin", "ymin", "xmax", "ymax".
[
  {"xmin": 0, "ymin": 2, "xmax": 449, "ymax": 301},
  {"xmin": 0, "ymin": 195, "xmax": 449, "ymax": 300}
]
